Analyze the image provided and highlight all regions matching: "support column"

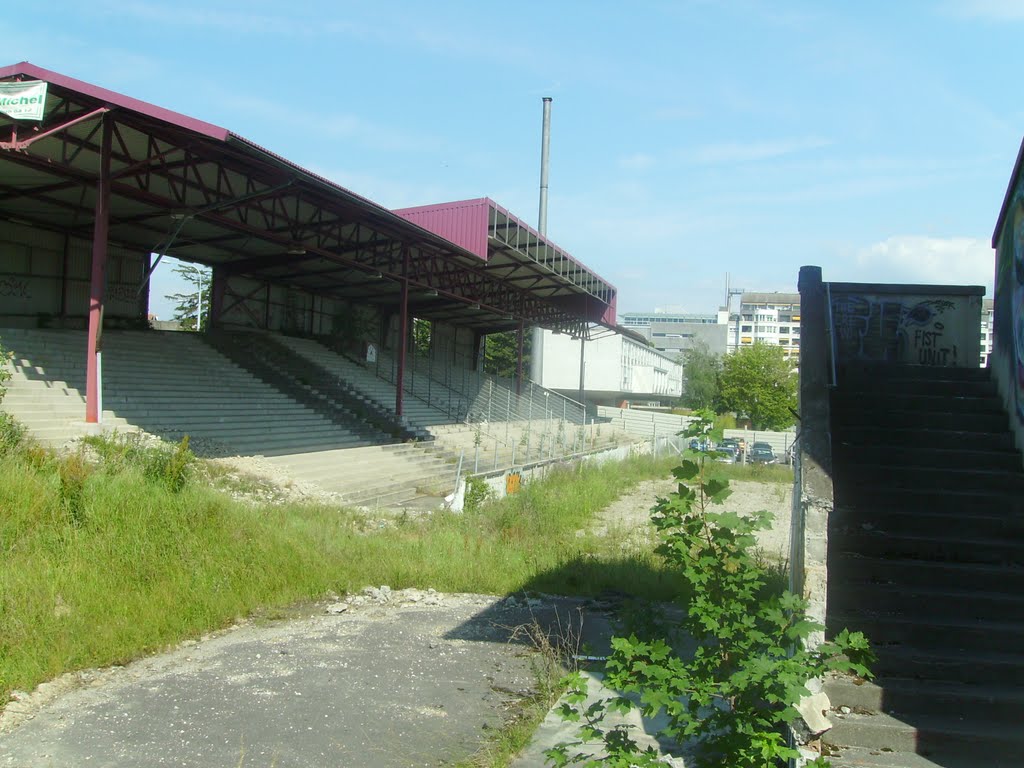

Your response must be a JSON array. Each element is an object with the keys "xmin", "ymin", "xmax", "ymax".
[
  {"xmin": 395, "ymin": 248, "xmax": 410, "ymax": 418},
  {"xmin": 515, "ymin": 320, "xmax": 525, "ymax": 395},
  {"xmin": 209, "ymin": 265, "xmax": 227, "ymax": 329},
  {"xmin": 578, "ymin": 331, "xmax": 586, "ymax": 417},
  {"xmin": 85, "ymin": 112, "xmax": 112, "ymax": 424},
  {"xmin": 138, "ymin": 253, "xmax": 151, "ymax": 323}
]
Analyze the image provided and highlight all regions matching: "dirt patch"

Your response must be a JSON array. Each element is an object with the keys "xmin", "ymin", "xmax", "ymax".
[{"xmin": 587, "ymin": 476, "xmax": 793, "ymax": 561}]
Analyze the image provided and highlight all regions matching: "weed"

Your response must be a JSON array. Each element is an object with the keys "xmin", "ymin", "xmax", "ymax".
[
  {"xmin": 548, "ymin": 413, "xmax": 874, "ymax": 768},
  {"xmin": 57, "ymin": 452, "xmax": 91, "ymax": 527},
  {"xmin": 465, "ymin": 475, "xmax": 494, "ymax": 512},
  {"xmin": 0, "ymin": 412, "xmax": 26, "ymax": 456}
]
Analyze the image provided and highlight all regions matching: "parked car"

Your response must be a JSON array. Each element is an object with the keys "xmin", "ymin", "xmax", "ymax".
[
  {"xmin": 719, "ymin": 437, "xmax": 740, "ymax": 452},
  {"xmin": 714, "ymin": 445, "xmax": 737, "ymax": 463},
  {"xmin": 749, "ymin": 443, "xmax": 777, "ymax": 465},
  {"xmin": 689, "ymin": 437, "xmax": 714, "ymax": 451}
]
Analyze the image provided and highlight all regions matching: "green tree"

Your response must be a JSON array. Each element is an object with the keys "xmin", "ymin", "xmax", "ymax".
[
  {"xmin": 680, "ymin": 341, "xmax": 721, "ymax": 410},
  {"xmin": 717, "ymin": 342, "xmax": 796, "ymax": 430},
  {"xmin": 412, "ymin": 318, "xmax": 432, "ymax": 358},
  {"xmin": 165, "ymin": 263, "xmax": 211, "ymax": 332},
  {"xmin": 483, "ymin": 329, "xmax": 532, "ymax": 379}
]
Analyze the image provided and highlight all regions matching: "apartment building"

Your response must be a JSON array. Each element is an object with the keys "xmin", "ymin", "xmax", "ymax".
[{"xmin": 728, "ymin": 292, "xmax": 802, "ymax": 360}]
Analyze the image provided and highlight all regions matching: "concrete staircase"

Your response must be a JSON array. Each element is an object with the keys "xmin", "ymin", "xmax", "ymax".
[
  {"xmin": 0, "ymin": 327, "xmax": 136, "ymax": 445},
  {"xmin": 263, "ymin": 442, "xmax": 455, "ymax": 508},
  {"xmin": 203, "ymin": 331, "xmax": 420, "ymax": 442},
  {"xmin": 824, "ymin": 364, "xmax": 1024, "ymax": 768},
  {"xmin": 274, "ymin": 335, "xmax": 461, "ymax": 430}
]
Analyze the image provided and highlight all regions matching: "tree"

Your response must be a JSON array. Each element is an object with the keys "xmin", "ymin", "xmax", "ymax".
[
  {"xmin": 483, "ymin": 329, "xmax": 532, "ymax": 379},
  {"xmin": 165, "ymin": 263, "xmax": 211, "ymax": 332},
  {"xmin": 717, "ymin": 342, "xmax": 797, "ymax": 430},
  {"xmin": 412, "ymin": 318, "xmax": 432, "ymax": 358},
  {"xmin": 680, "ymin": 341, "xmax": 721, "ymax": 410}
]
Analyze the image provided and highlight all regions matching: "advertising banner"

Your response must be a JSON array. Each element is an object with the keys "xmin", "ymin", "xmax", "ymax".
[{"xmin": 0, "ymin": 80, "xmax": 48, "ymax": 120}]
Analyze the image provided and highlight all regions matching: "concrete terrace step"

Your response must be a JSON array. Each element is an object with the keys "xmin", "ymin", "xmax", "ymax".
[
  {"xmin": 834, "ymin": 506, "xmax": 1024, "ymax": 540},
  {"xmin": 831, "ymin": 391, "xmax": 1006, "ymax": 415},
  {"xmin": 833, "ymin": 443, "xmax": 1022, "ymax": 471},
  {"xmin": 834, "ymin": 408, "xmax": 1008, "ymax": 432},
  {"xmin": 834, "ymin": 529, "xmax": 1024, "ymax": 566},
  {"xmin": 828, "ymin": 744, "xmax": 1013, "ymax": 768},
  {"xmin": 836, "ymin": 426, "xmax": 1016, "ymax": 452},
  {"xmin": 829, "ymin": 554, "xmax": 1024, "ymax": 595},
  {"xmin": 827, "ymin": 612, "xmax": 1024, "ymax": 655},
  {"xmin": 836, "ymin": 464, "xmax": 1024, "ymax": 493},
  {"xmin": 825, "ymin": 709, "xmax": 1024, "ymax": 764},
  {"xmin": 825, "ymin": 677, "xmax": 1024, "ymax": 725},
  {"xmin": 828, "ymin": 581, "xmax": 1024, "ymax": 623},
  {"xmin": 864, "ymin": 645, "xmax": 1024, "ymax": 687},
  {"xmin": 839, "ymin": 363, "xmax": 992, "ymax": 383}
]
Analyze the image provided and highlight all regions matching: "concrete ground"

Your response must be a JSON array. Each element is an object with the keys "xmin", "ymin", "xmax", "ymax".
[{"xmin": 0, "ymin": 591, "xmax": 621, "ymax": 768}]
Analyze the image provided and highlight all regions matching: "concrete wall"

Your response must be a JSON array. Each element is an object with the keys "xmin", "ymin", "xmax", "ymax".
[
  {"xmin": 830, "ymin": 283, "xmax": 984, "ymax": 368},
  {"xmin": 0, "ymin": 221, "xmax": 148, "ymax": 327},
  {"xmin": 991, "ymin": 167, "xmax": 1024, "ymax": 453}
]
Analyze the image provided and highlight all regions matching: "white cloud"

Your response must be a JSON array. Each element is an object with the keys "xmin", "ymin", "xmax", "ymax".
[
  {"xmin": 945, "ymin": 0, "xmax": 1024, "ymax": 20},
  {"xmin": 843, "ymin": 236, "xmax": 995, "ymax": 294},
  {"xmin": 681, "ymin": 136, "xmax": 832, "ymax": 165},
  {"xmin": 618, "ymin": 153, "xmax": 657, "ymax": 171}
]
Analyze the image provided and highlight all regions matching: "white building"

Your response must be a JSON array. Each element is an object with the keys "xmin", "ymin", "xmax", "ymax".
[
  {"xmin": 728, "ymin": 292, "xmax": 802, "ymax": 361},
  {"xmin": 534, "ymin": 328, "xmax": 683, "ymax": 406}
]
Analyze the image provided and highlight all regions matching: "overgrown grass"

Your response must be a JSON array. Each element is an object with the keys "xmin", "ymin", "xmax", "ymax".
[{"xmin": 0, "ymin": 433, "xmax": 681, "ymax": 706}]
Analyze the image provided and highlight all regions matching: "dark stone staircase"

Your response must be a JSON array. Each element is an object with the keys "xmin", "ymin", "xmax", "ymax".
[
  {"xmin": 823, "ymin": 364, "xmax": 1024, "ymax": 768},
  {"xmin": 203, "ymin": 330, "xmax": 419, "ymax": 444}
]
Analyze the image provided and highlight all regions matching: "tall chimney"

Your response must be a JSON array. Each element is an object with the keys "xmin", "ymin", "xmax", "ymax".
[
  {"xmin": 538, "ymin": 97, "xmax": 552, "ymax": 235},
  {"xmin": 532, "ymin": 97, "xmax": 553, "ymax": 383}
]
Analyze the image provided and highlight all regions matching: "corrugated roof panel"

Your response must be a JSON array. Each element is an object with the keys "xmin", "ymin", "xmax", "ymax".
[{"xmin": 393, "ymin": 199, "xmax": 490, "ymax": 261}]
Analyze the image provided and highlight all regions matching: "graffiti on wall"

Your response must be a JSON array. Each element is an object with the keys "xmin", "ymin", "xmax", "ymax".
[
  {"xmin": 832, "ymin": 294, "xmax": 959, "ymax": 366},
  {"xmin": 1009, "ymin": 200, "xmax": 1024, "ymax": 418},
  {"xmin": 0, "ymin": 277, "xmax": 30, "ymax": 299}
]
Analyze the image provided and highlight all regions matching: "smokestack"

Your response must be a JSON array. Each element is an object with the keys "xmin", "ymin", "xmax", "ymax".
[{"xmin": 538, "ymin": 97, "xmax": 552, "ymax": 235}]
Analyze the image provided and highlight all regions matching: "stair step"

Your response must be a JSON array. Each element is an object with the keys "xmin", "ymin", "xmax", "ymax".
[
  {"xmin": 832, "ymin": 392, "xmax": 1005, "ymax": 415},
  {"xmin": 824, "ymin": 709, "xmax": 1024, "ymax": 763},
  {"xmin": 834, "ymin": 529, "xmax": 1024, "ymax": 566},
  {"xmin": 834, "ymin": 506, "xmax": 1024, "ymax": 540},
  {"xmin": 825, "ymin": 677, "xmax": 1024, "ymax": 724},
  {"xmin": 833, "ymin": 443, "xmax": 1022, "ymax": 471},
  {"xmin": 829, "ymin": 554, "xmax": 1024, "ymax": 594},
  {"xmin": 866, "ymin": 646, "xmax": 1024, "ymax": 687},
  {"xmin": 827, "ymin": 612, "xmax": 1024, "ymax": 655},
  {"xmin": 835, "ymin": 426, "xmax": 1015, "ymax": 451},
  {"xmin": 836, "ymin": 463, "xmax": 1024, "ymax": 493},
  {"xmin": 834, "ymin": 409, "xmax": 1007, "ymax": 432},
  {"xmin": 828, "ymin": 582, "xmax": 1024, "ymax": 623}
]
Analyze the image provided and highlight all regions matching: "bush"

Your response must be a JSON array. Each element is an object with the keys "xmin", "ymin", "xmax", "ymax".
[{"xmin": 83, "ymin": 433, "xmax": 196, "ymax": 492}]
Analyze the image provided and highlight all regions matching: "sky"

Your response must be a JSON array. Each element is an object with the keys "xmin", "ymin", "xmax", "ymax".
[{"xmin": 5, "ymin": 0, "xmax": 1024, "ymax": 320}]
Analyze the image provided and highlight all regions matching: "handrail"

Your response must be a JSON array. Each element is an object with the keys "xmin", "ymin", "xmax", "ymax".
[{"xmin": 825, "ymin": 281, "xmax": 838, "ymax": 387}]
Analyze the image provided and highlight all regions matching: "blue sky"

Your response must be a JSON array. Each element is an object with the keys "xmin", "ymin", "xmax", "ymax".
[{"xmin": 5, "ymin": 0, "xmax": 1023, "ymax": 319}]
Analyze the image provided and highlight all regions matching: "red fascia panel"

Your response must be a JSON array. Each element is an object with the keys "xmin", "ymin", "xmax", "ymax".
[
  {"xmin": 393, "ymin": 198, "xmax": 490, "ymax": 262},
  {"xmin": 0, "ymin": 61, "xmax": 229, "ymax": 141},
  {"xmin": 601, "ymin": 295, "xmax": 617, "ymax": 326}
]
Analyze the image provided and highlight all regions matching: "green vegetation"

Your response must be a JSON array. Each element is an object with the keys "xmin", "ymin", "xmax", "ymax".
[
  {"xmin": 0, "ymin": 429, "xmax": 681, "ymax": 707},
  {"xmin": 165, "ymin": 262, "xmax": 211, "ymax": 331},
  {"xmin": 483, "ymin": 329, "xmax": 532, "ymax": 378},
  {"xmin": 679, "ymin": 341, "xmax": 721, "ymax": 410},
  {"xmin": 547, "ymin": 417, "xmax": 872, "ymax": 768},
  {"xmin": 717, "ymin": 343, "xmax": 797, "ymax": 431}
]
